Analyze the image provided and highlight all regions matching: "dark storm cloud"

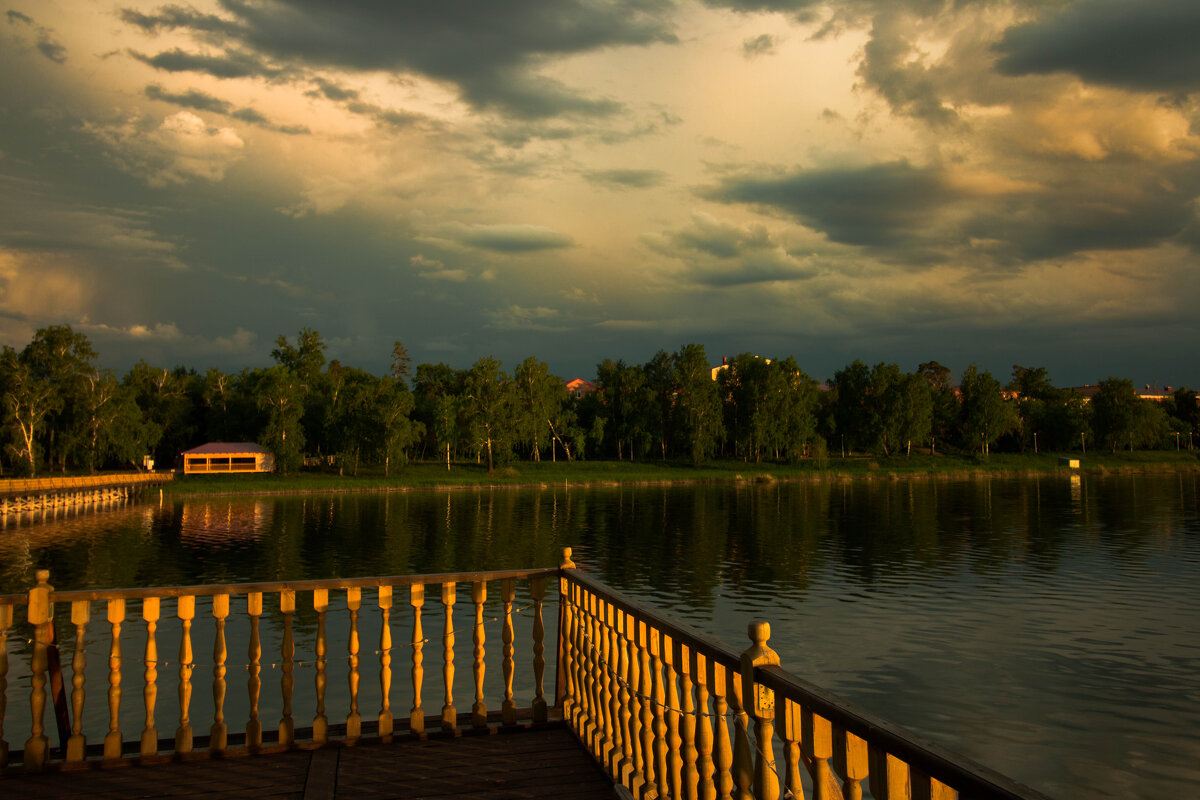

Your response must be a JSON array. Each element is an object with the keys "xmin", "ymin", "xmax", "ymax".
[
  {"xmin": 145, "ymin": 84, "xmax": 233, "ymax": 114},
  {"xmin": 124, "ymin": 0, "xmax": 677, "ymax": 119},
  {"xmin": 583, "ymin": 169, "xmax": 668, "ymax": 189},
  {"xmin": 687, "ymin": 254, "xmax": 815, "ymax": 286},
  {"xmin": 995, "ymin": 0, "xmax": 1200, "ymax": 93},
  {"xmin": 6, "ymin": 9, "xmax": 67, "ymax": 64},
  {"xmin": 306, "ymin": 77, "xmax": 358, "ymax": 102},
  {"xmin": 858, "ymin": 13, "xmax": 957, "ymax": 127},
  {"xmin": 649, "ymin": 214, "xmax": 816, "ymax": 286},
  {"xmin": 143, "ymin": 84, "xmax": 310, "ymax": 134},
  {"xmin": 967, "ymin": 179, "xmax": 1199, "ymax": 261},
  {"xmin": 130, "ymin": 47, "xmax": 289, "ymax": 80},
  {"xmin": 704, "ymin": 161, "xmax": 952, "ymax": 249},
  {"xmin": 743, "ymin": 34, "xmax": 776, "ymax": 58},
  {"xmin": 705, "ymin": 160, "xmax": 1200, "ymax": 263},
  {"xmin": 119, "ymin": 5, "xmax": 240, "ymax": 38}
]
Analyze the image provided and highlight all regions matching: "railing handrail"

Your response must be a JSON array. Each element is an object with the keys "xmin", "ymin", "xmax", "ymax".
[
  {"xmin": 0, "ymin": 567, "xmax": 560, "ymax": 605},
  {"xmin": 559, "ymin": 563, "xmax": 1055, "ymax": 800},
  {"xmin": 565, "ymin": 569, "xmax": 740, "ymax": 669},
  {"xmin": 756, "ymin": 665, "xmax": 1053, "ymax": 800}
]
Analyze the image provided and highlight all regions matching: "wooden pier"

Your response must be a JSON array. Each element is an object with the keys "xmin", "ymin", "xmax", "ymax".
[
  {"xmin": 0, "ymin": 549, "xmax": 1053, "ymax": 799},
  {"xmin": 0, "ymin": 472, "xmax": 173, "ymax": 517}
]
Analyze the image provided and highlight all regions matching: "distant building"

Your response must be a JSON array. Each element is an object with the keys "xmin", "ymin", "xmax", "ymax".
[
  {"xmin": 711, "ymin": 354, "xmax": 771, "ymax": 381},
  {"xmin": 565, "ymin": 378, "xmax": 599, "ymax": 399},
  {"xmin": 181, "ymin": 442, "xmax": 274, "ymax": 474}
]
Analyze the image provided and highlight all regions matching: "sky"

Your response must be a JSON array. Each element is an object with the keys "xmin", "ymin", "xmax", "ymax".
[{"xmin": 1, "ymin": 0, "xmax": 1198, "ymax": 387}]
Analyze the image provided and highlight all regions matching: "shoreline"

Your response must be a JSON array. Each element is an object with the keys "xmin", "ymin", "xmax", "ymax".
[{"xmin": 159, "ymin": 455, "xmax": 1200, "ymax": 499}]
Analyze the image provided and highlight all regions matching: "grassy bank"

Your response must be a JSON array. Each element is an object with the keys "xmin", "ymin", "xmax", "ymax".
[{"xmin": 160, "ymin": 450, "xmax": 1200, "ymax": 497}]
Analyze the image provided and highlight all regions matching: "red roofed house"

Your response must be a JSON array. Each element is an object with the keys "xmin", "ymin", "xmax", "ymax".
[
  {"xmin": 181, "ymin": 442, "xmax": 275, "ymax": 474},
  {"xmin": 565, "ymin": 378, "xmax": 598, "ymax": 399}
]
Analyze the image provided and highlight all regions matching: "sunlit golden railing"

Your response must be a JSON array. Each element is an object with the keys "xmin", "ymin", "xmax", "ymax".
[
  {"xmin": 3, "ymin": 549, "xmax": 1051, "ymax": 799},
  {"xmin": 1, "ymin": 565, "xmax": 554, "ymax": 773},
  {"xmin": 0, "ymin": 472, "xmax": 173, "ymax": 496},
  {"xmin": 559, "ymin": 565, "xmax": 1054, "ymax": 800}
]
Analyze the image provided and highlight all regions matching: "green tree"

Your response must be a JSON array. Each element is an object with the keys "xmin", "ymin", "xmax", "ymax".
[
  {"xmin": 0, "ymin": 346, "xmax": 58, "ymax": 476},
  {"xmin": 959, "ymin": 365, "xmax": 1018, "ymax": 456},
  {"xmin": 643, "ymin": 350, "xmax": 676, "ymax": 461},
  {"xmin": 20, "ymin": 325, "xmax": 98, "ymax": 472},
  {"xmin": 918, "ymin": 360, "xmax": 958, "ymax": 451},
  {"xmin": 463, "ymin": 356, "xmax": 512, "ymax": 473},
  {"xmin": 596, "ymin": 358, "xmax": 650, "ymax": 460},
  {"xmin": 125, "ymin": 362, "xmax": 198, "ymax": 467},
  {"xmin": 673, "ymin": 344, "xmax": 723, "ymax": 466},
  {"xmin": 256, "ymin": 366, "xmax": 305, "ymax": 472},
  {"xmin": 762, "ymin": 357, "xmax": 820, "ymax": 461},
  {"xmin": 512, "ymin": 357, "xmax": 575, "ymax": 461},
  {"xmin": 1090, "ymin": 377, "xmax": 1140, "ymax": 453}
]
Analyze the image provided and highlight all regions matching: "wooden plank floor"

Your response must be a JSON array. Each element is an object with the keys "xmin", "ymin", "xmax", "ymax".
[{"xmin": 1, "ymin": 724, "xmax": 618, "ymax": 800}]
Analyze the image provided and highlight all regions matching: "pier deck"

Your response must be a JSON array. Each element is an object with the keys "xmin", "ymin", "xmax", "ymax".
[{"xmin": 1, "ymin": 723, "xmax": 614, "ymax": 799}]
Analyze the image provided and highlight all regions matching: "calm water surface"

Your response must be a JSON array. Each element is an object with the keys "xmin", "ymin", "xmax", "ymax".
[{"xmin": 1, "ymin": 473, "xmax": 1198, "ymax": 799}]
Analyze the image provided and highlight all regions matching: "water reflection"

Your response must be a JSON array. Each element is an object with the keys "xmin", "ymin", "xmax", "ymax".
[{"xmin": 1, "ymin": 474, "xmax": 1198, "ymax": 798}]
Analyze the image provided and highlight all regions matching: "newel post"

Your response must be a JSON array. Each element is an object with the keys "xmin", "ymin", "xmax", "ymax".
[
  {"xmin": 556, "ymin": 547, "xmax": 577, "ymax": 714},
  {"xmin": 740, "ymin": 621, "xmax": 780, "ymax": 800},
  {"xmin": 24, "ymin": 570, "xmax": 53, "ymax": 772}
]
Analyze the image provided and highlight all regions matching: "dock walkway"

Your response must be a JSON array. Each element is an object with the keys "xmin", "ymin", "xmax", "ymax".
[{"xmin": 0, "ymin": 724, "xmax": 615, "ymax": 800}]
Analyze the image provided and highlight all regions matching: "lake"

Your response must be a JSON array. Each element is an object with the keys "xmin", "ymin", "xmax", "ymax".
[{"xmin": 1, "ymin": 473, "xmax": 1198, "ymax": 798}]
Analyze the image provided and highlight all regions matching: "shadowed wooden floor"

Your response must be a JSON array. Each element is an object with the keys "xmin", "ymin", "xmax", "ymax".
[{"xmin": 1, "ymin": 724, "xmax": 618, "ymax": 800}]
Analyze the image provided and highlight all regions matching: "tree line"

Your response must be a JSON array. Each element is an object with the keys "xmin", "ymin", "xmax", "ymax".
[{"xmin": 1, "ymin": 325, "xmax": 1196, "ymax": 477}]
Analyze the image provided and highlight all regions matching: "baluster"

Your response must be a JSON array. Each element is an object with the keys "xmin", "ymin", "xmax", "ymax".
[
  {"xmin": 833, "ymin": 726, "xmax": 869, "ymax": 800},
  {"xmin": 66, "ymin": 599, "xmax": 90, "ymax": 762},
  {"xmin": 910, "ymin": 766, "xmax": 956, "ymax": 800},
  {"xmin": 410, "ymin": 584, "xmax": 425, "ymax": 734},
  {"xmin": 531, "ymin": 575, "xmax": 547, "ymax": 724},
  {"xmin": 501, "ymin": 578, "xmax": 516, "ymax": 726},
  {"xmin": 694, "ymin": 650, "xmax": 716, "ymax": 800},
  {"xmin": 24, "ymin": 570, "xmax": 52, "ymax": 772},
  {"xmin": 555, "ymin": 548, "xmax": 576, "ymax": 716},
  {"xmin": 619, "ymin": 610, "xmax": 641, "ymax": 794},
  {"xmin": 637, "ymin": 619, "xmax": 657, "ymax": 798},
  {"xmin": 176, "ymin": 595, "xmax": 195, "ymax": 754},
  {"xmin": 279, "ymin": 589, "xmax": 296, "ymax": 746},
  {"xmin": 471, "ymin": 581, "xmax": 487, "ymax": 728},
  {"xmin": 210, "ymin": 594, "xmax": 229, "ymax": 753},
  {"xmin": 728, "ymin": 642, "xmax": 754, "ymax": 800},
  {"xmin": 104, "ymin": 598, "xmax": 125, "ymax": 760},
  {"xmin": 777, "ymin": 699, "xmax": 804, "ymax": 800},
  {"xmin": 869, "ymin": 747, "xmax": 912, "ymax": 800},
  {"xmin": 346, "ymin": 587, "xmax": 362, "ymax": 742},
  {"xmin": 598, "ymin": 598, "xmax": 616, "ymax": 765},
  {"xmin": 313, "ymin": 588, "xmax": 329, "ymax": 744},
  {"xmin": 0, "ymin": 602, "xmax": 11, "ymax": 770},
  {"xmin": 678, "ymin": 642, "xmax": 699, "ymax": 800},
  {"xmin": 586, "ymin": 591, "xmax": 604, "ymax": 754},
  {"xmin": 664, "ymin": 637, "xmax": 684, "ymax": 798},
  {"xmin": 378, "ymin": 586, "xmax": 393, "ymax": 740},
  {"xmin": 650, "ymin": 627, "xmax": 670, "ymax": 800},
  {"xmin": 711, "ymin": 660, "xmax": 733, "ymax": 800},
  {"xmin": 740, "ymin": 621, "xmax": 780, "ymax": 800},
  {"xmin": 441, "ymin": 582, "xmax": 456, "ymax": 731},
  {"xmin": 140, "ymin": 597, "xmax": 160, "ymax": 757},
  {"xmin": 667, "ymin": 633, "xmax": 686, "ymax": 796},
  {"xmin": 246, "ymin": 592, "xmax": 263, "ymax": 751},
  {"xmin": 610, "ymin": 606, "xmax": 631, "ymax": 782},
  {"xmin": 569, "ymin": 585, "xmax": 587, "ymax": 733}
]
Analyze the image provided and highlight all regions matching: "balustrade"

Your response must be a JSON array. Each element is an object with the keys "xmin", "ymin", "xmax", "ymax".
[
  {"xmin": 558, "ymin": 567, "xmax": 1053, "ymax": 800},
  {"xmin": 0, "ymin": 552, "xmax": 1052, "ymax": 800},
  {"xmin": 0, "ymin": 567, "xmax": 557, "ymax": 773}
]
